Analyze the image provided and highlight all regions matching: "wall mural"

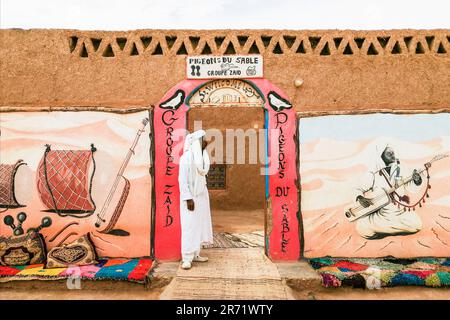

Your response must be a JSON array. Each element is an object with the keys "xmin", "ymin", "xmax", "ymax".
[
  {"xmin": 0, "ymin": 111, "xmax": 151, "ymax": 258},
  {"xmin": 154, "ymin": 79, "xmax": 299, "ymax": 261},
  {"xmin": 299, "ymin": 113, "xmax": 450, "ymax": 258}
]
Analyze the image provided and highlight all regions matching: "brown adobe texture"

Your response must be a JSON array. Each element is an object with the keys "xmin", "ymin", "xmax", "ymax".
[{"xmin": 0, "ymin": 29, "xmax": 449, "ymax": 112}]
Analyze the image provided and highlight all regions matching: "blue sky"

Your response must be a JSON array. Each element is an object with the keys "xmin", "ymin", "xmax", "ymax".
[
  {"xmin": 1, "ymin": 0, "xmax": 449, "ymax": 30},
  {"xmin": 299, "ymin": 113, "xmax": 450, "ymax": 143}
]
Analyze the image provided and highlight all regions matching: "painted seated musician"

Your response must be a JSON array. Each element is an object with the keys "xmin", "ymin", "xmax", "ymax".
[
  {"xmin": 355, "ymin": 146, "xmax": 424, "ymax": 240},
  {"xmin": 178, "ymin": 130, "xmax": 213, "ymax": 270}
]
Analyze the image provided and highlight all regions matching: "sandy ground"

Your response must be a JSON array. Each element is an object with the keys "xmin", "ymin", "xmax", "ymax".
[
  {"xmin": 0, "ymin": 287, "xmax": 165, "ymax": 300},
  {"xmin": 1, "ymin": 285, "xmax": 448, "ymax": 300},
  {"xmin": 292, "ymin": 287, "xmax": 450, "ymax": 300},
  {"xmin": 211, "ymin": 209, "xmax": 264, "ymax": 233},
  {"xmin": 2, "ymin": 276, "xmax": 448, "ymax": 300}
]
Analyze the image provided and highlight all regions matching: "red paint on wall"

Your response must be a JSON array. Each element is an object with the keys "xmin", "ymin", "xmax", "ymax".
[
  {"xmin": 265, "ymin": 95, "xmax": 300, "ymax": 261},
  {"xmin": 154, "ymin": 79, "xmax": 300, "ymax": 261}
]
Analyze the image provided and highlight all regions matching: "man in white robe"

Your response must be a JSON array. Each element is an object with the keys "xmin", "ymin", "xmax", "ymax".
[
  {"xmin": 178, "ymin": 130, "xmax": 213, "ymax": 269},
  {"xmin": 355, "ymin": 146, "xmax": 423, "ymax": 239}
]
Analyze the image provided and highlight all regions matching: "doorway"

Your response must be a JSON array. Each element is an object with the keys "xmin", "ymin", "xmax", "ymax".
[
  {"xmin": 187, "ymin": 106, "xmax": 265, "ymax": 248},
  {"xmin": 153, "ymin": 78, "xmax": 300, "ymax": 261}
]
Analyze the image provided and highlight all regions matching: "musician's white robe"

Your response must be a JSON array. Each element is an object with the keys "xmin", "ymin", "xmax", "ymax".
[
  {"xmin": 178, "ymin": 148, "xmax": 213, "ymax": 262},
  {"xmin": 355, "ymin": 162, "xmax": 422, "ymax": 239}
]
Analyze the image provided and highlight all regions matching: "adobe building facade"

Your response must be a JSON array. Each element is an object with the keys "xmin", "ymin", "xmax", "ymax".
[{"xmin": 1, "ymin": 29, "xmax": 449, "ymax": 261}]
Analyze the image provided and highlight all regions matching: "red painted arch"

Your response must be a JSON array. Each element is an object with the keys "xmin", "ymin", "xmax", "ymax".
[{"xmin": 153, "ymin": 79, "xmax": 300, "ymax": 261}]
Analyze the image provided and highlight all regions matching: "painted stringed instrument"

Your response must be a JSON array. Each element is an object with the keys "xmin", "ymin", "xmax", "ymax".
[
  {"xmin": 94, "ymin": 118, "xmax": 149, "ymax": 234},
  {"xmin": 345, "ymin": 154, "xmax": 448, "ymax": 222}
]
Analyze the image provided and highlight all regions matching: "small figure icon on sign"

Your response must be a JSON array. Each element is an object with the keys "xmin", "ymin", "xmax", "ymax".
[
  {"xmin": 246, "ymin": 65, "xmax": 256, "ymax": 76},
  {"xmin": 191, "ymin": 65, "xmax": 201, "ymax": 77}
]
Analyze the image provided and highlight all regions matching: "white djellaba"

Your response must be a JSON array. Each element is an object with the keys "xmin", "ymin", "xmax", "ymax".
[
  {"xmin": 355, "ymin": 150, "xmax": 423, "ymax": 240},
  {"xmin": 178, "ymin": 130, "xmax": 213, "ymax": 269}
]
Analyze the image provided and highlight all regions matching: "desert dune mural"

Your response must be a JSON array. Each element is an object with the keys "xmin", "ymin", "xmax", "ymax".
[
  {"xmin": 0, "ymin": 111, "xmax": 151, "ymax": 258},
  {"xmin": 299, "ymin": 113, "xmax": 450, "ymax": 258}
]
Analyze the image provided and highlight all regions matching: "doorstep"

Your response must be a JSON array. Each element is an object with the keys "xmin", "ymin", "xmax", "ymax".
[{"xmin": 275, "ymin": 259, "xmax": 323, "ymax": 291}]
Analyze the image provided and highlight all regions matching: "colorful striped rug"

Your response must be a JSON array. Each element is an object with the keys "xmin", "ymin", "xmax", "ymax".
[
  {"xmin": 0, "ymin": 258, "xmax": 154, "ymax": 284},
  {"xmin": 309, "ymin": 257, "xmax": 450, "ymax": 289}
]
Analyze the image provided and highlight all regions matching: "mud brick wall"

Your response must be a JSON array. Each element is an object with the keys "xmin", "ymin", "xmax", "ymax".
[
  {"xmin": 1, "ymin": 29, "xmax": 449, "ymax": 112},
  {"xmin": 1, "ymin": 29, "xmax": 450, "ymax": 260}
]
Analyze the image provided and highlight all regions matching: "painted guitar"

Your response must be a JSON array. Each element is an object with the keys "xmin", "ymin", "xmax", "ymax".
[
  {"xmin": 345, "ymin": 154, "xmax": 448, "ymax": 222},
  {"xmin": 94, "ymin": 118, "xmax": 149, "ymax": 234}
]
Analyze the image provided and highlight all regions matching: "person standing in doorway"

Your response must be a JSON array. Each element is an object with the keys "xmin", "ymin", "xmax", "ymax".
[{"xmin": 178, "ymin": 129, "xmax": 213, "ymax": 270}]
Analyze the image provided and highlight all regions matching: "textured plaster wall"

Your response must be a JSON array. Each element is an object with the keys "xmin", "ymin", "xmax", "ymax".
[
  {"xmin": 1, "ymin": 29, "xmax": 450, "ymax": 260},
  {"xmin": 1, "ymin": 29, "xmax": 449, "ymax": 112}
]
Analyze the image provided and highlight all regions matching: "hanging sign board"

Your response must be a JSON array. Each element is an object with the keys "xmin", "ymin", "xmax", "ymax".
[{"xmin": 186, "ymin": 55, "xmax": 263, "ymax": 79}]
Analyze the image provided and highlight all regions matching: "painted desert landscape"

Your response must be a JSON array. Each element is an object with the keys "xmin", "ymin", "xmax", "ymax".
[
  {"xmin": 299, "ymin": 113, "xmax": 450, "ymax": 258},
  {"xmin": 0, "ymin": 111, "xmax": 151, "ymax": 258}
]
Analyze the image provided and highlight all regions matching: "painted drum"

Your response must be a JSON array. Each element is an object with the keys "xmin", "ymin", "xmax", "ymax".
[
  {"xmin": 12, "ymin": 163, "xmax": 33, "ymax": 207},
  {"xmin": 36, "ymin": 147, "xmax": 97, "ymax": 214},
  {"xmin": 0, "ymin": 160, "xmax": 32, "ymax": 208}
]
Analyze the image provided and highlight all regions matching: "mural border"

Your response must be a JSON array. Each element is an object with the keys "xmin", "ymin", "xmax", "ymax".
[
  {"xmin": 296, "ymin": 109, "xmax": 450, "ymax": 258},
  {"xmin": 0, "ymin": 107, "xmax": 154, "ymax": 259}
]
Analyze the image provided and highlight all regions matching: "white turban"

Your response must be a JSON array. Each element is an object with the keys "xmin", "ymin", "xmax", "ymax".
[{"xmin": 183, "ymin": 130, "xmax": 210, "ymax": 197}]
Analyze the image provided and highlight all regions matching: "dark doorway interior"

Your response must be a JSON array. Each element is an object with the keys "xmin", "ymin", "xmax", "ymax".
[{"xmin": 188, "ymin": 107, "xmax": 265, "ymax": 235}]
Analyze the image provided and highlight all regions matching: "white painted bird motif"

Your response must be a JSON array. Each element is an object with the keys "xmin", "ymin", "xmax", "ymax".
[
  {"xmin": 268, "ymin": 91, "xmax": 292, "ymax": 112},
  {"xmin": 160, "ymin": 89, "xmax": 185, "ymax": 110}
]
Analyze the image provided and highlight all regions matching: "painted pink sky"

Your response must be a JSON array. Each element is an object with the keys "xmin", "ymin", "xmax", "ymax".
[
  {"xmin": 300, "ymin": 133, "xmax": 450, "ymax": 258},
  {"xmin": 0, "ymin": 111, "xmax": 151, "ymax": 258}
]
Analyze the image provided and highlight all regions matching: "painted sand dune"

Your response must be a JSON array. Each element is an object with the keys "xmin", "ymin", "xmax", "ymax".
[
  {"xmin": 0, "ymin": 111, "xmax": 151, "ymax": 258},
  {"xmin": 300, "ymin": 114, "xmax": 450, "ymax": 258}
]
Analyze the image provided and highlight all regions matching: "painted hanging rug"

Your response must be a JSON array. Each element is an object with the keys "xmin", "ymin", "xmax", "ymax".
[
  {"xmin": 0, "ymin": 258, "xmax": 154, "ymax": 284},
  {"xmin": 0, "ymin": 160, "xmax": 27, "ymax": 208},
  {"xmin": 309, "ymin": 257, "xmax": 450, "ymax": 288},
  {"xmin": 36, "ymin": 145, "xmax": 97, "ymax": 216}
]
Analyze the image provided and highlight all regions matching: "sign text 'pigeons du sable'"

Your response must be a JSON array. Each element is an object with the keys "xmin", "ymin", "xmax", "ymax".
[{"xmin": 186, "ymin": 55, "xmax": 263, "ymax": 79}]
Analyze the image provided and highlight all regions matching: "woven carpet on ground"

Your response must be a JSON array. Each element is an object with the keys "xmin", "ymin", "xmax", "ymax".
[
  {"xmin": 309, "ymin": 257, "xmax": 450, "ymax": 288},
  {"xmin": 160, "ymin": 248, "xmax": 291, "ymax": 300},
  {"xmin": 202, "ymin": 231, "xmax": 264, "ymax": 249},
  {"xmin": 0, "ymin": 258, "xmax": 154, "ymax": 284}
]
